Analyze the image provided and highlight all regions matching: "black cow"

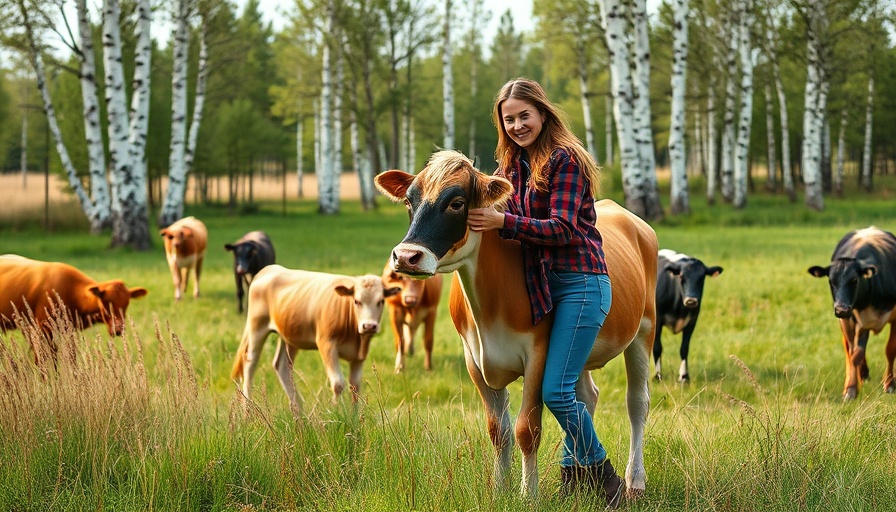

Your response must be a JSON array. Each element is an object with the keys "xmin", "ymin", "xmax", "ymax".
[
  {"xmin": 654, "ymin": 249, "xmax": 723, "ymax": 383},
  {"xmin": 224, "ymin": 231, "xmax": 276, "ymax": 313},
  {"xmin": 808, "ymin": 226, "xmax": 896, "ymax": 400}
]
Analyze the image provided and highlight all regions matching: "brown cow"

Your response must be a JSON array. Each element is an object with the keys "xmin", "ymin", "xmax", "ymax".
[
  {"xmin": 0, "ymin": 254, "xmax": 148, "ymax": 342},
  {"xmin": 382, "ymin": 262, "xmax": 443, "ymax": 372},
  {"xmin": 159, "ymin": 216, "xmax": 208, "ymax": 301},
  {"xmin": 231, "ymin": 265, "xmax": 400, "ymax": 413},
  {"xmin": 375, "ymin": 151, "xmax": 657, "ymax": 498}
]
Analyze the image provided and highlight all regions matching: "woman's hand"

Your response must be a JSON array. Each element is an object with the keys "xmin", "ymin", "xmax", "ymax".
[{"xmin": 468, "ymin": 207, "xmax": 505, "ymax": 232}]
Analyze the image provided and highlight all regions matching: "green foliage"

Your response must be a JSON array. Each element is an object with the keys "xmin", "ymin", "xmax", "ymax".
[{"xmin": 1, "ymin": 183, "xmax": 896, "ymax": 510}]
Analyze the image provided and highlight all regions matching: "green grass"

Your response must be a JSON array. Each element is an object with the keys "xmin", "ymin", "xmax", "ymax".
[{"xmin": 1, "ymin": 176, "xmax": 896, "ymax": 511}]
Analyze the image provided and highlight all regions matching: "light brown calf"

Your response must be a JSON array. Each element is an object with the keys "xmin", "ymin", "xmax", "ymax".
[
  {"xmin": 159, "ymin": 216, "xmax": 208, "ymax": 301},
  {"xmin": 0, "ymin": 254, "xmax": 148, "ymax": 344},
  {"xmin": 375, "ymin": 151, "xmax": 657, "ymax": 498},
  {"xmin": 382, "ymin": 262, "xmax": 443, "ymax": 372},
  {"xmin": 231, "ymin": 265, "xmax": 400, "ymax": 413}
]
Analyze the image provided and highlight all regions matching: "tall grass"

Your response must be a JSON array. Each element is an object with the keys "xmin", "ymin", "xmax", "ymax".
[{"xmin": 1, "ymin": 176, "xmax": 895, "ymax": 510}]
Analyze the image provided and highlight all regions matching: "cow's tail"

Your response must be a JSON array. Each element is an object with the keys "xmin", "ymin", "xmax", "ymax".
[{"xmin": 231, "ymin": 329, "xmax": 250, "ymax": 382}]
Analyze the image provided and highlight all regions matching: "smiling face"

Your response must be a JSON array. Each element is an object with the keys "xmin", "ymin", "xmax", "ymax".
[{"xmin": 500, "ymin": 97, "xmax": 544, "ymax": 149}]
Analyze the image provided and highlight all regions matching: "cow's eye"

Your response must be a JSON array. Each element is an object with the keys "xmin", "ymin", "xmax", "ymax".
[
  {"xmin": 449, "ymin": 198, "xmax": 465, "ymax": 211},
  {"xmin": 354, "ymin": 300, "xmax": 361, "ymax": 307}
]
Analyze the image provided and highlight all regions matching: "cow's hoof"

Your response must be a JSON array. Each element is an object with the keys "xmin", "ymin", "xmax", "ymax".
[
  {"xmin": 678, "ymin": 374, "xmax": 690, "ymax": 384},
  {"xmin": 653, "ymin": 373, "xmax": 662, "ymax": 382},
  {"xmin": 885, "ymin": 382, "xmax": 895, "ymax": 394},
  {"xmin": 625, "ymin": 487, "xmax": 645, "ymax": 500},
  {"xmin": 843, "ymin": 386, "xmax": 858, "ymax": 401}
]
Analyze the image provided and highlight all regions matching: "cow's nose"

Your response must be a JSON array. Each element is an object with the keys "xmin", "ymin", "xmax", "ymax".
[
  {"xmin": 403, "ymin": 296, "xmax": 419, "ymax": 307},
  {"xmin": 360, "ymin": 322, "xmax": 379, "ymax": 333},
  {"xmin": 393, "ymin": 248, "xmax": 423, "ymax": 271},
  {"xmin": 683, "ymin": 297, "xmax": 699, "ymax": 308},
  {"xmin": 834, "ymin": 304, "xmax": 852, "ymax": 318}
]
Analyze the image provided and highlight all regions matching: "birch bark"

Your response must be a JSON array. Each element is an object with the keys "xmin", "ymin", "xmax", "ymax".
[
  {"xmin": 159, "ymin": 0, "xmax": 191, "ymax": 227},
  {"xmin": 668, "ymin": 0, "xmax": 689, "ymax": 215},
  {"xmin": 861, "ymin": 75, "xmax": 874, "ymax": 192},
  {"xmin": 764, "ymin": 83, "xmax": 777, "ymax": 191},
  {"xmin": 442, "ymin": 0, "xmax": 455, "ymax": 149},
  {"xmin": 719, "ymin": 5, "xmax": 739, "ymax": 203},
  {"xmin": 834, "ymin": 108, "xmax": 846, "ymax": 197},
  {"xmin": 631, "ymin": 0, "xmax": 663, "ymax": 219},
  {"xmin": 318, "ymin": 2, "xmax": 338, "ymax": 214},
  {"xmin": 733, "ymin": 0, "xmax": 753, "ymax": 209}
]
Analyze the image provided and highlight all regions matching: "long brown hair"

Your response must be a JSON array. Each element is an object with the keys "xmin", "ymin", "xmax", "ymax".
[{"xmin": 492, "ymin": 77, "xmax": 600, "ymax": 195}]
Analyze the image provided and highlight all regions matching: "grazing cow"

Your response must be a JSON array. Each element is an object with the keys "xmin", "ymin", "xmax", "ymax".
[
  {"xmin": 230, "ymin": 265, "xmax": 401, "ymax": 413},
  {"xmin": 224, "ymin": 231, "xmax": 276, "ymax": 313},
  {"xmin": 809, "ymin": 226, "xmax": 896, "ymax": 400},
  {"xmin": 374, "ymin": 151, "xmax": 656, "ymax": 498},
  {"xmin": 0, "ymin": 254, "xmax": 148, "ymax": 342},
  {"xmin": 653, "ymin": 249, "xmax": 723, "ymax": 383},
  {"xmin": 382, "ymin": 261, "xmax": 443, "ymax": 372},
  {"xmin": 159, "ymin": 216, "xmax": 208, "ymax": 301}
]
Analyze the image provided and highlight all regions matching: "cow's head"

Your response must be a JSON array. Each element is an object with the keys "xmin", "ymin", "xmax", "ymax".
[
  {"xmin": 224, "ymin": 241, "xmax": 258, "ymax": 276},
  {"xmin": 375, "ymin": 150, "xmax": 512, "ymax": 277},
  {"xmin": 334, "ymin": 275, "xmax": 401, "ymax": 360},
  {"xmin": 88, "ymin": 280, "xmax": 149, "ymax": 336},
  {"xmin": 664, "ymin": 258, "xmax": 723, "ymax": 309},
  {"xmin": 809, "ymin": 258, "xmax": 877, "ymax": 318},
  {"xmin": 160, "ymin": 225, "xmax": 194, "ymax": 252}
]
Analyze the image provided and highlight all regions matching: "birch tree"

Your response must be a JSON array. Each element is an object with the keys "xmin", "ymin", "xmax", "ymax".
[
  {"xmin": 465, "ymin": 0, "xmax": 488, "ymax": 160},
  {"xmin": 764, "ymin": 82, "xmax": 777, "ymax": 191},
  {"xmin": 318, "ymin": 0, "xmax": 338, "ymax": 214},
  {"xmin": 719, "ymin": 5, "xmax": 739, "ymax": 203},
  {"xmin": 760, "ymin": 1, "xmax": 796, "ymax": 201},
  {"xmin": 861, "ymin": 74, "xmax": 874, "ymax": 192},
  {"xmin": 442, "ymin": 0, "xmax": 455, "ymax": 149},
  {"xmin": 668, "ymin": 0, "xmax": 689, "ymax": 215},
  {"xmin": 733, "ymin": 0, "xmax": 754, "ymax": 209},
  {"xmin": 797, "ymin": 0, "xmax": 829, "ymax": 211},
  {"xmin": 834, "ymin": 108, "xmax": 846, "ymax": 197},
  {"xmin": 630, "ymin": 0, "xmax": 663, "ymax": 220}
]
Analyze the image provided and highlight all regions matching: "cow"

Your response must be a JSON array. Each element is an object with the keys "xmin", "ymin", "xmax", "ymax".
[
  {"xmin": 0, "ymin": 254, "xmax": 148, "ymax": 345},
  {"xmin": 159, "ymin": 216, "xmax": 208, "ymax": 301},
  {"xmin": 224, "ymin": 231, "xmax": 276, "ymax": 313},
  {"xmin": 230, "ymin": 265, "xmax": 401, "ymax": 414},
  {"xmin": 374, "ymin": 150, "xmax": 657, "ymax": 499},
  {"xmin": 653, "ymin": 249, "xmax": 723, "ymax": 383},
  {"xmin": 808, "ymin": 226, "xmax": 896, "ymax": 400},
  {"xmin": 382, "ymin": 261, "xmax": 443, "ymax": 372}
]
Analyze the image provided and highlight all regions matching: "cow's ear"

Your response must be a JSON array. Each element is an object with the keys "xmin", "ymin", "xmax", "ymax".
[
  {"xmin": 159, "ymin": 228, "xmax": 168, "ymax": 237},
  {"xmin": 88, "ymin": 285, "xmax": 103, "ymax": 298},
  {"xmin": 808, "ymin": 266, "xmax": 829, "ymax": 278},
  {"xmin": 385, "ymin": 286, "xmax": 402, "ymax": 298},
  {"xmin": 706, "ymin": 266, "xmax": 723, "ymax": 278},
  {"xmin": 475, "ymin": 174, "xmax": 513, "ymax": 208},
  {"xmin": 130, "ymin": 287, "xmax": 149, "ymax": 299},
  {"xmin": 224, "ymin": 243, "xmax": 234, "ymax": 252},
  {"xmin": 665, "ymin": 264, "xmax": 681, "ymax": 276},
  {"xmin": 862, "ymin": 265, "xmax": 878, "ymax": 279},
  {"xmin": 334, "ymin": 283, "xmax": 355, "ymax": 297},
  {"xmin": 375, "ymin": 170, "xmax": 415, "ymax": 201}
]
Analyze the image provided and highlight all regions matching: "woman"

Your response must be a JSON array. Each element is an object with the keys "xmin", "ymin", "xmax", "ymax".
[{"xmin": 467, "ymin": 78, "xmax": 624, "ymax": 508}]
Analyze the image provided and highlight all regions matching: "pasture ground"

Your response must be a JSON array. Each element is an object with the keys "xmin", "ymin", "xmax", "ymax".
[{"xmin": 1, "ymin": 170, "xmax": 895, "ymax": 511}]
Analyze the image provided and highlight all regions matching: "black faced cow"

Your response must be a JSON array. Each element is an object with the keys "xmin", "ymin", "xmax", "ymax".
[
  {"xmin": 809, "ymin": 226, "xmax": 896, "ymax": 400},
  {"xmin": 653, "ymin": 249, "xmax": 723, "ymax": 383},
  {"xmin": 224, "ymin": 231, "xmax": 276, "ymax": 313}
]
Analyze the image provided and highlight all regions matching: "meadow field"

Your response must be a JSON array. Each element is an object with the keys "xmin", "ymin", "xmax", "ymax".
[{"xmin": 1, "ymin": 172, "xmax": 896, "ymax": 511}]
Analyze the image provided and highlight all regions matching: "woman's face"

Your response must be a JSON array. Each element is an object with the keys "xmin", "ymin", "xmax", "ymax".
[{"xmin": 501, "ymin": 97, "xmax": 544, "ymax": 149}]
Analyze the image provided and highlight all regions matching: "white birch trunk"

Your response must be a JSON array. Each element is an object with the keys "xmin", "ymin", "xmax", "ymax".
[
  {"xmin": 127, "ymin": 0, "xmax": 152, "ymax": 230},
  {"xmin": 333, "ymin": 45, "xmax": 343, "ymax": 201},
  {"xmin": 733, "ymin": 0, "xmax": 753, "ymax": 209},
  {"xmin": 773, "ymin": 61, "xmax": 794, "ymax": 201},
  {"xmin": 314, "ymin": 99, "xmax": 320, "ymax": 181},
  {"xmin": 104, "ymin": 0, "xmax": 151, "ymax": 249},
  {"xmin": 160, "ymin": 0, "xmax": 191, "ymax": 227},
  {"xmin": 351, "ymin": 104, "xmax": 376, "ymax": 210},
  {"xmin": 76, "ymin": 0, "xmax": 111, "ymax": 231},
  {"xmin": 719, "ymin": 6, "xmax": 739, "ymax": 203},
  {"xmin": 693, "ymin": 106, "xmax": 703, "ymax": 177},
  {"xmin": 802, "ymin": 7, "xmax": 825, "ymax": 211},
  {"xmin": 296, "ymin": 112, "xmax": 304, "ymax": 198},
  {"xmin": 631, "ymin": 0, "xmax": 662, "ymax": 219},
  {"xmin": 605, "ymin": 95, "xmax": 614, "ymax": 164},
  {"xmin": 764, "ymin": 83, "xmax": 777, "ymax": 191},
  {"xmin": 598, "ymin": 0, "xmax": 649, "ymax": 218},
  {"xmin": 578, "ymin": 44, "xmax": 598, "ymax": 162},
  {"xmin": 318, "ymin": 3, "xmax": 338, "ymax": 214},
  {"xmin": 668, "ymin": 0, "xmax": 689, "ymax": 215},
  {"xmin": 834, "ymin": 108, "xmax": 846, "ymax": 196},
  {"xmin": 706, "ymin": 83, "xmax": 718, "ymax": 203},
  {"xmin": 185, "ymin": 21, "xmax": 208, "ymax": 191},
  {"xmin": 861, "ymin": 75, "xmax": 874, "ymax": 191},
  {"xmin": 442, "ymin": 0, "xmax": 455, "ymax": 149}
]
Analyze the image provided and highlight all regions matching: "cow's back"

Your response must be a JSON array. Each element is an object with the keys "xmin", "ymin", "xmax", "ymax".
[
  {"xmin": 587, "ymin": 200, "xmax": 658, "ymax": 368},
  {"xmin": 248, "ymin": 266, "xmax": 356, "ymax": 349},
  {"xmin": 0, "ymin": 256, "xmax": 92, "ymax": 324}
]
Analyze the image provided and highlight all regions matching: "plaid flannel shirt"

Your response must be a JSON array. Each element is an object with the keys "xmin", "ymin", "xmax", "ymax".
[{"xmin": 497, "ymin": 148, "xmax": 608, "ymax": 325}]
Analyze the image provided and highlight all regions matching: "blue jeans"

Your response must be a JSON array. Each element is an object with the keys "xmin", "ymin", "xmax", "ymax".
[{"xmin": 543, "ymin": 271, "xmax": 612, "ymax": 468}]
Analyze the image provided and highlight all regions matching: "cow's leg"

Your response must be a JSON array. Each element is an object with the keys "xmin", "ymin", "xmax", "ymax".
[
  {"xmin": 193, "ymin": 256, "xmax": 203, "ymax": 298},
  {"xmin": 652, "ymin": 325, "xmax": 663, "ymax": 381},
  {"xmin": 622, "ymin": 317, "xmax": 653, "ymax": 498},
  {"xmin": 169, "ymin": 262, "xmax": 183, "ymax": 301},
  {"xmin": 348, "ymin": 359, "xmax": 364, "ymax": 401},
  {"xmin": 462, "ymin": 343, "xmax": 514, "ymax": 492},
  {"xmin": 423, "ymin": 313, "xmax": 436, "ymax": 371},
  {"xmin": 516, "ymin": 357, "xmax": 545, "ymax": 498},
  {"xmin": 235, "ymin": 273, "xmax": 245, "ymax": 313},
  {"xmin": 883, "ymin": 322, "xmax": 896, "ymax": 393},
  {"xmin": 273, "ymin": 338, "xmax": 302, "ymax": 414},
  {"xmin": 403, "ymin": 322, "xmax": 415, "ymax": 356},
  {"xmin": 317, "ymin": 336, "xmax": 347, "ymax": 400},
  {"xmin": 678, "ymin": 319, "xmax": 698, "ymax": 383},
  {"xmin": 576, "ymin": 370, "xmax": 599, "ymax": 417},
  {"xmin": 240, "ymin": 323, "xmax": 270, "ymax": 403},
  {"xmin": 390, "ymin": 310, "xmax": 406, "ymax": 373},
  {"xmin": 840, "ymin": 318, "xmax": 860, "ymax": 400}
]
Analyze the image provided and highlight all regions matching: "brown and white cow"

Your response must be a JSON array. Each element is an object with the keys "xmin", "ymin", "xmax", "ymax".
[
  {"xmin": 0, "ymin": 254, "xmax": 148, "ymax": 342},
  {"xmin": 230, "ymin": 265, "xmax": 400, "ymax": 413},
  {"xmin": 382, "ymin": 261, "xmax": 443, "ymax": 372},
  {"xmin": 159, "ymin": 216, "xmax": 208, "ymax": 301},
  {"xmin": 375, "ymin": 150, "xmax": 657, "ymax": 498},
  {"xmin": 809, "ymin": 226, "xmax": 896, "ymax": 400}
]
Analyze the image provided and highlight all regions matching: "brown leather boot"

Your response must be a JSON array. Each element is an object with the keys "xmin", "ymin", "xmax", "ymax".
[{"xmin": 585, "ymin": 458, "xmax": 626, "ymax": 510}]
